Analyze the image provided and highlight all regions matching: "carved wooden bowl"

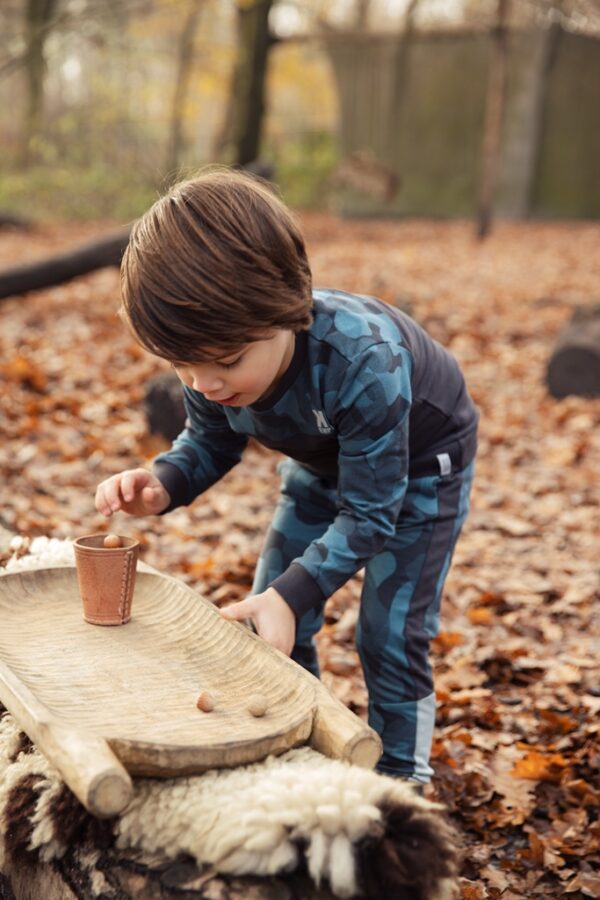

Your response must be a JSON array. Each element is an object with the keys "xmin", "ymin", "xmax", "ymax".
[{"xmin": 0, "ymin": 565, "xmax": 380, "ymax": 817}]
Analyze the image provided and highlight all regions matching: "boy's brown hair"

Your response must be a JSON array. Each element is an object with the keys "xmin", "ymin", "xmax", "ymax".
[{"xmin": 121, "ymin": 168, "xmax": 313, "ymax": 362}]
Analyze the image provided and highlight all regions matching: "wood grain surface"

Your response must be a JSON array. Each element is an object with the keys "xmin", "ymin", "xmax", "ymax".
[{"xmin": 0, "ymin": 567, "xmax": 315, "ymax": 774}]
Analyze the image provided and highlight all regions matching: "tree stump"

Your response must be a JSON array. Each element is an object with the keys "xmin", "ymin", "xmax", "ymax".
[{"xmin": 546, "ymin": 304, "xmax": 600, "ymax": 399}]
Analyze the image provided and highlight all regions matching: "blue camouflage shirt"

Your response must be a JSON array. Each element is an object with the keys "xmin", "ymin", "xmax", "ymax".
[{"xmin": 153, "ymin": 290, "xmax": 478, "ymax": 617}]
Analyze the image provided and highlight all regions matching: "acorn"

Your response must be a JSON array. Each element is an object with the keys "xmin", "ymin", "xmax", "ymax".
[
  {"xmin": 247, "ymin": 694, "xmax": 268, "ymax": 717},
  {"xmin": 103, "ymin": 534, "xmax": 121, "ymax": 548},
  {"xmin": 196, "ymin": 690, "xmax": 216, "ymax": 712}
]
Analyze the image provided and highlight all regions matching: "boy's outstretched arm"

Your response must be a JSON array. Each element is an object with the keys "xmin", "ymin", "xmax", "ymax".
[
  {"xmin": 220, "ymin": 587, "xmax": 296, "ymax": 656},
  {"xmin": 95, "ymin": 468, "xmax": 171, "ymax": 517}
]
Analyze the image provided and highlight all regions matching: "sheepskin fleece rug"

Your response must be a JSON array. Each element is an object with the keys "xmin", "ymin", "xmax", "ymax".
[{"xmin": 0, "ymin": 539, "xmax": 459, "ymax": 900}]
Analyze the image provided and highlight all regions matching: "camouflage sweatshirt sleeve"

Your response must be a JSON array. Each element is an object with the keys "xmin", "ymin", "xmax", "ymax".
[
  {"xmin": 270, "ymin": 342, "xmax": 413, "ymax": 618},
  {"xmin": 152, "ymin": 386, "xmax": 248, "ymax": 512}
]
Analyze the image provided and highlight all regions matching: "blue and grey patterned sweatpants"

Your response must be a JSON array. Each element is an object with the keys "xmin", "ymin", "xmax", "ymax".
[{"xmin": 251, "ymin": 457, "xmax": 475, "ymax": 783}]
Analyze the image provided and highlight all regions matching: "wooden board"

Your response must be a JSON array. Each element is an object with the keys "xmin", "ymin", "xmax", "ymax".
[
  {"xmin": 0, "ymin": 565, "xmax": 316, "ymax": 766},
  {"xmin": 0, "ymin": 564, "xmax": 381, "ymax": 817}
]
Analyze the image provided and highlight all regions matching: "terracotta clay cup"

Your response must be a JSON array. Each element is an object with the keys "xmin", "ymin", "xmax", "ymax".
[{"xmin": 74, "ymin": 534, "xmax": 140, "ymax": 626}]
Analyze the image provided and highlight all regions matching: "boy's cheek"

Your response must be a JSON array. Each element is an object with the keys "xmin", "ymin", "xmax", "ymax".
[{"xmin": 173, "ymin": 371, "xmax": 190, "ymax": 388}]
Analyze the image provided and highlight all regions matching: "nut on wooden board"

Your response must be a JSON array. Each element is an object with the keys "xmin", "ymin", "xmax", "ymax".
[
  {"xmin": 196, "ymin": 690, "xmax": 216, "ymax": 712},
  {"xmin": 247, "ymin": 694, "xmax": 268, "ymax": 717}
]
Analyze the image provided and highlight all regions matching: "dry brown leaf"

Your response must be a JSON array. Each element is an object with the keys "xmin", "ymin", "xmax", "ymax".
[
  {"xmin": 510, "ymin": 749, "xmax": 569, "ymax": 782},
  {"xmin": 564, "ymin": 872, "xmax": 600, "ymax": 896}
]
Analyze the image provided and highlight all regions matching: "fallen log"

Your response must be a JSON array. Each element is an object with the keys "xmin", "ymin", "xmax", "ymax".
[
  {"xmin": 0, "ymin": 212, "xmax": 33, "ymax": 231},
  {"xmin": 0, "ymin": 226, "xmax": 132, "ymax": 301},
  {"xmin": 546, "ymin": 304, "xmax": 600, "ymax": 398}
]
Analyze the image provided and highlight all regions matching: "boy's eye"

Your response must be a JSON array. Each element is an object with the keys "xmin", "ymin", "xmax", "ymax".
[{"xmin": 219, "ymin": 355, "xmax": 243, "ymax": 369}]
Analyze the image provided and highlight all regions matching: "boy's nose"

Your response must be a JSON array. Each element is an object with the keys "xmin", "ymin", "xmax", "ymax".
[{"xmin": 192, "ymin": 373, "xmax": 225, "ymax": 394}]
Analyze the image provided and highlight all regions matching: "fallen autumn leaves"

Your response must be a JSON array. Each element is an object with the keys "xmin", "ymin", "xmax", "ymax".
[{"xmin": 1, "ymin": 215, "xmax": 599, "ymax": 899}]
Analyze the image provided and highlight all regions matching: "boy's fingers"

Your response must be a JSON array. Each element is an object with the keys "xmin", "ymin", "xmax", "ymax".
[
  {"xmin": 97, "ymin": 480, "xmax": 120, "ymax": 514},
  {"xmin": 95, "ymin": 485, "xmax": 112, "ymax": 516},
  {"xmin": 121, "ymin": 470, "xmax": 142, "ymax": 503},
  {"xmin": 119, "ymin": 477, "xmax": 132, "ymax": 503},
  {"xmin": 104, "ymin": 478, "xmax": 124, "ymax": 512},
  {"xmin": 141, "ymin": 484, "xmax": 167, "ymax": 512},
  {"xmin": 220, "ymin": 598, "xmax": 254, "ymax": 621}
]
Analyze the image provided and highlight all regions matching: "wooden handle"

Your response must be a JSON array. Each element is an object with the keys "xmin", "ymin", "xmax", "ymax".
[
  {"xmin": 310, "ymin": 678, "xmax": 382, "ymax": 768},
  {"xmin": 0, "ymin": 660, "xmax": 132, "ymax": 817}
]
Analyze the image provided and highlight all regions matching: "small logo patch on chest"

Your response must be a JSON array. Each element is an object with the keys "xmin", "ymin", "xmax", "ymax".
[{"xmin": 312, "ymin": 408, "xmax": 334, "ymax": 434}]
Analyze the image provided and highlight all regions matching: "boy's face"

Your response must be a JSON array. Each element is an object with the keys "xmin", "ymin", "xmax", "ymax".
[{"xmin": 170, "ymin": 330, "xmax": 294, "ymax": 407}]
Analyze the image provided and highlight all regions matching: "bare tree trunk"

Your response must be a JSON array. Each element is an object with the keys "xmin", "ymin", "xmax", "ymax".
[
  {"xmin": 165, "ymin": 0, "xmax": 204, "ymax": 178},
  {"xmin": 476, "ymin": 0, "xmax": 510, "ymax": 239},
  {"xmin": 521, "ymin": 21, "xmax": 560, "ymax": 215},
  {"xmin": 213, "ymin": 0, "xmax": 274, "ymax": 166},
  {"xmin": 388, "ymin": 0, "xmax": 422, "ymax": 169},
  {"xmin": 354, "ymin": 0, "xmax": 371, "ymax": 30},
  {"xmin": 21, "ymin": 0, "xmax": 58, "ymax": 166}
]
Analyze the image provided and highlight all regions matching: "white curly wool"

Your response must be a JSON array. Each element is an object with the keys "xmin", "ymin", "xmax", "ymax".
[
  {"xmin": 0, "ymin": 716, "xmax": 65, "ymax": 866},
  {"xmin": 115, "ymin": 746, "xmax": 424, "ymax": 899},
  {"xmin": 3, "ymin": 536, "xmax": 75, "ymax": 572},
  {"xmin": 29, "ymin": 761, "xmax": 74, "ymax": 863},
  {"xmin": 0, "ymin": 714, "xmax": 23, "ymax": 769}
]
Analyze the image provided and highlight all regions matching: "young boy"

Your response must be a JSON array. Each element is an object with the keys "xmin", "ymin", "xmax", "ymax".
[{"xmin": 95, "ymin": 169, "xmax": 478, "ymax": 784}]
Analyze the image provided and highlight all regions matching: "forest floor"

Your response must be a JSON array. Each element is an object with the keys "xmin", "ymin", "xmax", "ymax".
[{"xmin": 0, "ymin": 213, "xmax": 599, "ymax": 899}]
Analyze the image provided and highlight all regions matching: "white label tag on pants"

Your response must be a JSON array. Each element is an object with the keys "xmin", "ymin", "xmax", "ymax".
[{"xmin": 437, "ymin": 452, "xmax": 452, "ymax": 476}]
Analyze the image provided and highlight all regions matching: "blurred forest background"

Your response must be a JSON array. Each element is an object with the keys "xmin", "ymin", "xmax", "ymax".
[
  {"xmin": 1, "ymin": 2, "xmax": 600, "ymax": 897},
  {"xmin": 1, "ymin": 0, "xmax": 599, "ymax": 224}
]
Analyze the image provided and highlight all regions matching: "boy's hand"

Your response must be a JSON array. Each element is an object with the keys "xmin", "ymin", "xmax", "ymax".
[
  {"xmin": 220, "ymin": 588, "xmax": 296, "ymax": 656},
  {"xmin": 95, "ymin": 468, "xmax": 171, "ymax": 517}
]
